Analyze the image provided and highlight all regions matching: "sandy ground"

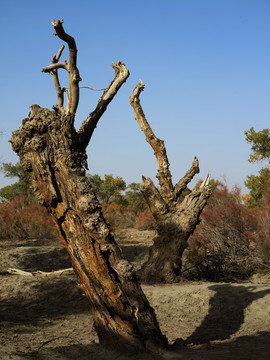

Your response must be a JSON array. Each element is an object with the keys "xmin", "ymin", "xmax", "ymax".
[{"xmin": 0, "ymin": 229, "xmax": 269, "ymax": 360}]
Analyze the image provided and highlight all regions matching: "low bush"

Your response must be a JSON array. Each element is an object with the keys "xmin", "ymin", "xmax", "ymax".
[
  {"xmin": 134, "ymin": 207, "xmax": 155, "ymax": 230},
  {"xmin": 102, "ymin": 201, "xmax": 155, "ymax": 230},
  {"xmin": 0, "ymin": 195, "xmax": 58, "ymax": 241},
  {"xmin": 182, "ymin": 182, "xmax": 270, "ymax": 281}
]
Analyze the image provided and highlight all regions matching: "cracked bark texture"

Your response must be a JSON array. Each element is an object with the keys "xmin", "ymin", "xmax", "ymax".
[
  {"xmin": 10, "ymin": 105, "xmax": 167, "ymax": 353},
  {"xmin": 130, "ymin": 81, "xmax": 212, "ymax": 284},
  {"xmin": 10, "ymin": 22, "xmax": 167, "ymax": 354}
]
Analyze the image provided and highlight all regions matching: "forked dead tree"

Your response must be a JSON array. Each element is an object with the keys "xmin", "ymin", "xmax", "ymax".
[
  {"xmin": 10, "ymin": 20, "xmax": 167, "ymax": 353},
  {"xmin": 130, "ymin": 81, "xmax": 211, "ymax": 283}
]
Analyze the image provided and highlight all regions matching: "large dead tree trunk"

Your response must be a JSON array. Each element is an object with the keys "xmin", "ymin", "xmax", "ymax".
[
  {"xmin": 129, "ymin": 81, "xmax": 212, "ymax": 284},
  {"xmin": 10, "ymin": 20, "xmax": 167, "ymax": 353}
]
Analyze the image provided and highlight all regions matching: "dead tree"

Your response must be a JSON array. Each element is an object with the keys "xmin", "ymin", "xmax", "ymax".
[
  {"xmin": 10, "ymin": 20, "xmax": 167, "ymax": 353},
  {"xmin": 129, "ymin": 81, "xmax": 211, "ymax": 284}
]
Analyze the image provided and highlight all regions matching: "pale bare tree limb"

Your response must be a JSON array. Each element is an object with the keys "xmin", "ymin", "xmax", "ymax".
[
  {"xmin": 41, "ymin": 60, "xmax": 69, "ymax": 73},
  {"xmin": 174, "ymin": 156, "xmax": 200, "ymax": 198},
  {"xmin": 54, "ymin": 44, "xmax": 65, "ymax": 62},
  {"xmin": 51, "ymin": 19, "xmax": 81, "ymax": 115},
  {"xmin": 41, "ymin": 45, "xmax": 66, "ymax": 108},
  {"xmin": 8, "ymin": 267, "xmax": 74, "ymax": 277},
  {"xmin": 52, "ymin": 46, "xmax": 65, "ymax": 108},
  {"xmin": 78, "ymin": 61, "xmax": 129, "ymax": 149},
  {"xmin": 129, "ymin": 80, "xmax": 174, "ymax": 204}
]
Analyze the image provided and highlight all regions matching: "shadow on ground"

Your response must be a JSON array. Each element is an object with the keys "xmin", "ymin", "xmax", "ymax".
[
  {"xmin": 0, "ymin": 275, "xmax": 89, "ymax": 324},
  {"xmin": 184, "ymin": 284, "xmax": 270, "ymax": 344},
  {"xmin": 4, "ymin": 332, "xmax": 270, "ymax": 360}
]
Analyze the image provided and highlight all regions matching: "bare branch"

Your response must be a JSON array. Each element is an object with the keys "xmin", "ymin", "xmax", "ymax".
[
  {"xmin": 8, "ymin": 267, "xmax": 73, "ymax": 277},
  {"xmin": 77, "ymin": 61, "xmax": 129, "ymax": 149},
  {"xmin": 51, "ymin": 19, "xmax": 81, "ymax": 115},
  {"xmin": 52, "ymin": 45, "xmax": 65, "ymax": 108},
  {"xmin": 129, "ymin": 80, "xmax": 174, "ymax": 204},
  {"xmin": 41, "ymin": 60, "xmax": 69, "ymax": 73},
  {"xmin": 174, "ymin": 156, "xmax": 200, "ymax": 198},
  {"xmin": 80, "ymin": 86, "xmax": 108, "ymax": 91},
  {"xmin": 53, "ymin": 44, "xmax": 65, "ymax": 62},
  {"xmin": 41, "ymin": 45, "xmax": 66, "ymax": 108}
]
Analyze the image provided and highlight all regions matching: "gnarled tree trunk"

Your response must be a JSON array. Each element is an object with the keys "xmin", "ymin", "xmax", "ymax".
[
  {"xmin": 129, "ymin": 81, "xmax": 211, "ymax": 284},
  {"xmin": 10, "ymin": 20, "xmax": 167, "ymax": 353}
]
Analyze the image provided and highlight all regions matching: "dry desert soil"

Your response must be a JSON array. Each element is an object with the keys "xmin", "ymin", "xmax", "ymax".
[{"xmin": 0, "ymin": 229, "xmax": 269, "ymax": 360}]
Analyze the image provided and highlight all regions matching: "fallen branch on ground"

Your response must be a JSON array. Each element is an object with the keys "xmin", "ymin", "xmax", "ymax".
[{"xmin": 7, "ymin": 267, "xmax": 73, "ymax": 277}]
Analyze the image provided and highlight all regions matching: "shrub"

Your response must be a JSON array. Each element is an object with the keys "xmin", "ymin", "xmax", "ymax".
[
  {"xmin": 0, "ymin": 195, "xmax": 58, "ymax": 241},
  {"xmin": 183, "ymin": 181, "xmax": 268, "ymax": 281},
  {"xmin": 134, "ymin": 207, "xmax": 155, "ymax": 230},
  {"xmin": 102, "ymin": 201, "xmax": 135, "ymax": 229}
]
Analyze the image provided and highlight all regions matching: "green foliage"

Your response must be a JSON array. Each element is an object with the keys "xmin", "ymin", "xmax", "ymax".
[
  {"xmin": 101, "ymin": 174, "xmax": 126, "ymax": 202},
  {"xmin": 88, "ymin": 174, "xmax": 126, "ymax": 202},
  {"xmin": 245, "ymin": 167, "xmax": 270, "ymax": 206},
  {"xmin": 245, "ymin": 127, "xmax": 270, "ymax": 163},
  {"xmin": 87, "ymin": 174, "xmax": 102, "ymax": 197},
  {"xmin": 0, "ymin": 162, "xmax": 32, "ymax": 201},
  {"xmin": 124, "ymin": 182, "xmax": 146, "ymax": 213},
  {"xmin": 244, "ymin": 127, "xmax": 270, "ymax": 205}
]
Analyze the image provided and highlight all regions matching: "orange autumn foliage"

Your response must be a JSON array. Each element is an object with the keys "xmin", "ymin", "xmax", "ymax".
[{"xmin": 0, "ymin": 195, "xmax": 58, "ymax": 240}]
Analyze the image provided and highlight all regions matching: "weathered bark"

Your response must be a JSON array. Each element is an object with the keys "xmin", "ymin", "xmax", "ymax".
[
  {"xmin": 10, "ymin": 22, "xmax": 167, "ymax": 353},
  {"xmin": 10, "ymin": 106, "xmax": 167, "ymax": 353},
  {"xmin": 129, "ymin": 81, "xmax": 212, "ymax": 284}
]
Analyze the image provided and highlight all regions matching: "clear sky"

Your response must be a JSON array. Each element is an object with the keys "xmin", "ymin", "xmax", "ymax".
[{"xmin": 0, "ymin": 0, "xmax": 269, "ymax": 192}]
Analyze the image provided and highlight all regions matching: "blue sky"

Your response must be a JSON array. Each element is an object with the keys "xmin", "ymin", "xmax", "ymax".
[{"xmin": 0, "ymin": 0, "xmax": 269, "ymax": 192}]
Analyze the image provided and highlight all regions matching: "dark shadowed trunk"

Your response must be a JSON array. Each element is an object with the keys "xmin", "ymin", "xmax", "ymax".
[
  {"xmin": 10, "ymin": 20, "xmax": 167, "ymax": 353},
  {"xmin": 129, "ymin": 81, "xmax": 212, "ymax": 284}
]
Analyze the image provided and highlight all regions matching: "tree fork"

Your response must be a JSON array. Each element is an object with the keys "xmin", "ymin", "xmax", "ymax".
[{"xmin": 130, "ymin": 81, "xmax": 212, "ymax": 284}]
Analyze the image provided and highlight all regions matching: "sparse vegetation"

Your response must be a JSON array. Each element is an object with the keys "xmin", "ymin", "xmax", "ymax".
[
  {"xmin": 1, "ymin": 165, "xmax": 269, "ymax": 281},
  {"xmin": 183, "ymin": 181, "xmax": 270, "ymax": 281}
]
